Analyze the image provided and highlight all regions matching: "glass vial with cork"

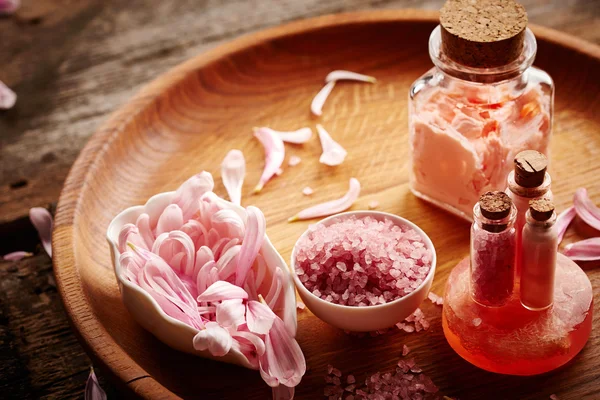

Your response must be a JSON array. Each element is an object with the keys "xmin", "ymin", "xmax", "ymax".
[{"xmin": 409, "ymin": 0, "xmax": 554, "ymax": 221}]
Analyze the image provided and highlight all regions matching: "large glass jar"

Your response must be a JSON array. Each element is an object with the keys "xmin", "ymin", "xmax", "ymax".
[{"xmin": 409, "ymin": 26, "xmax": 554, "ymax": 221}]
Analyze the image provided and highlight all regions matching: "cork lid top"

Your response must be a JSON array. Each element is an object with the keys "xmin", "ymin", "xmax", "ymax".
[
  {"xmin": 514, "ymin": 150, "xmax": 548, "ymax": 188},
  {"xmin": 479, "ymin": 191, "xmax": 512, "ymax": 220},
  {"xmin": 529, "ymin": 198, "xmax": 555, "ymax": 221},
  {"xmin": 440, "ymin": 0, "xmax": 528, "ymax": 68}
]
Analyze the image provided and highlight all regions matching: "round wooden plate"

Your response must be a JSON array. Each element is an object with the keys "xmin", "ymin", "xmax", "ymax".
[{"xmin": 53, "ymin": 10, "xmax": 600, "ymax": 400}]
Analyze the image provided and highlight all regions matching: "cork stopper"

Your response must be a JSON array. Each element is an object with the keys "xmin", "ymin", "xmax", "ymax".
[
  {"xmin": 529, "ymin": 198, "xmax": 555, "ymax": 221},
  {"xmin": 440, "ymin": 0, "xmax": 528, "ymax": 68},
  {"xmin": 514, "ymin": 150, "xmax": 548, "ymax": 188},
  {"xmin": 479, "ymin": 191, "xmax": 512, "ymax": 220}
]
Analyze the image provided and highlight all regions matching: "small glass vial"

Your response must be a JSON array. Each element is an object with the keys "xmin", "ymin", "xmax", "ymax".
[
  {"xmin": 470, "ymin": 192, "xmax": 516, "ymax": 307},
  {"xmin": 520, "ymin": 198, "xmax": 557, "ymax": 311},
  {"xmin": 507, "ymin": 150, "xmax": 552, "ymax": 276},
  {"xmin": 409, "ymin": 0, "xmax": 554, "ymax": 221}
]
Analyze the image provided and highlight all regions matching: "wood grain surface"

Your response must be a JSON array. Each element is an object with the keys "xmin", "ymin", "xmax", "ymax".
[
  {"xmin": 1, "ymin": 1, "xmax": 599, "ymax": 399},
  {"xmin": 50, "ymin": 9, "xmax": 600, "ymax": 400}
]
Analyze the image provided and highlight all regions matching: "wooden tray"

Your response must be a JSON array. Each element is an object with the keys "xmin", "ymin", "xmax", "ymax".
[{"xmin": 52, "ymin": 10, "xmax": 600, "ymax": 400}]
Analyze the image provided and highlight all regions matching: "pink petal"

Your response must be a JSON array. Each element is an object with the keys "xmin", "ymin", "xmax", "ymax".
[
  {"xmin": 235, "ymin": 206, "xmax": 266, "ymax": 286},
  {"xmin": 268, "ymin": 127, "xmax": 313, "ymax": 144},
  {"xmin": 221, "ymin": 150, "xmax": 246, "ymax": 205},
  {"xmin": 232, "ymin": 329, "xmax": 266, "ymax": 357},
  {"xmin": 573, "ymin": 188, "xmax": 600, "ymax": 231},
  {"xmin": 302, "ymin": 187, "xmax": 313, "ymax": 196},
  {"xmin": 563, "ymin": 238, "xmax": 600, "ymax": 261},
  {"xmin": 197, "ymin": 280, "xmax": 249, "ymax": 303},
  {"xmin": 181, "ymin": 219, "xmax": 209, "ymax": 249},
  {"xmin": 120, "ymin": 252, "xmax": 142, "ymax": 284},
  {"xmin": 118, "ymin": 223, "xmax": 145, "ymax": 254},
  {"xmin": 84, "ymin": 367, "xmax": 107, "ymax": 400},
  {"xmin": 151, "ymin": 230, "xmax": 195, "ymax": 275},
  {"xmin": 272, "ymin": 385, "xmax": 295, "ymax": 400},
  {"xmin": 244, "ymin": 269, "xmax": 259, "ymax": 300},
  {"xmin": 253, "ymin": 127, "xmax": 285, "ymax": 193},
  {"xmin": 206, "ymin": 228, "xmax": 220, "ymax": 248},
  {"xmin": 289, "ymin": 178, "xmax": 360, "ymax": 221},
  {"xmin": 218, "ymin": 238, "xmax": 240, "ymax": 260},
  {"xmin": 212, "ymin": 237, "xmax": 231, "ymax": 259},
  {"xmin": 196, "ymin": 260, "xmax": 216, "ymax": 294},
  {"xmin": 136, "ymin": 213, "xmax": 155, "ymax": 249},
  {"xmin": 193, "ymin": 246, "xmax": 214, "ymax": 277},
  {"xmin": 311, "ymin": 81, "xmax": 336, "ymax": 116},
  {"xmin": 288, "ymin": 156, "xmax": 302, "ymax": 167},
  {"xmin": 216, "ymin": 244, "xmax": 242, "ymax": 280},
  {"xmin": 325, "ymin": 70, "xmax": 377, "ymax": 83},
  {"xmin": 265, "ymin": 267, "xmax": 284, "ymax": 310},
  {"xmin": 260, "ymin": 315, "xmax": 306, "ymax": 388},
  {"xmin": 0, "ymin": 80, "xmax": 17, "ymax": 109},
  {"xmin": 246, "ymin": 300, "xmax": 276, "ymax": 334},
  {"xmin": 2, "ymin": 251, "xmax": 33, "ymax": 261},
  {"xmin": 556, "ymin": 206, "xmax": 576, "ymax": 244},
  {"xmin": 316, "ymin": 124, "xmax": 347, "ymax": 166},
  {"xmin": 29, "ymin": 207, "xmax": 53, "ymax": 257},
  {"xmin": 254, "ymin": 254, "xmax": 268, "ymax": 290},
  {"xmin": 211, "ymin": 209, "xmax": 245, "ymax": 239},
  {"xmin": 172, "ymin": 171, "xmax": 214, "ymax": 219},
  {"xmin": 216, "ymin": 299, "xmax": 246, "ymax": 328},
  {"xmin": 193, "ymin": 321, "xmax": 233, "ymax": 357},
  {"xmin": 156, "ymin": 204, "xmax": 184, "ymax": 235}
]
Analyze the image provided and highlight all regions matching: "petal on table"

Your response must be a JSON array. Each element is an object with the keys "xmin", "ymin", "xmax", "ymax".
[
  {"xmin": 29, "ymin": 207, "xmax": 53, "ymax": 257},
  {"xmin": 253, "ymin": 127, "xmax": 285, "ymax": 193},
  {"xmin": 84, "ymin": 367, "xmax": 107, "ymax": 400},
  {"xmin": 197, "ymin": 280, "xmax": 249, "ymax": 303},
  {"xmin": 2, "ymin": 251, "xmax": 33, "ymax": 261},
  {"xmin": 556, "ymin": 206, "xmax": 576, "ymax": 244},
  {"xmin": 310, "ymin": 81, "xmax": 336, "ymax": 117},
  {"xmin": 156, "ymin": 204, "xmax": 184, "ymax": 235},
  {"xmin": 173, "ymin": 171, "xmax": 214, "ymax": 219},
  {"xmin": 234, "ymin": 206, "xmax": 266, "ymax": 286},
  {"xmin": 246, "ymin": 300, "xmax": 276, "ymax": 335},
  {"xmin": 221, "ymin": 150, "xmax": 246, "ymax": 206},
  {"xmin": 192, "ymin": 321, "xmax": 233, "ymax": 357},
  {"xmin": 254, "ymin": 127, "xmax": 312, "ymax": 144},
  {"xmin": 0, "ymin": 80, "xmax": 17, "ymax": 109},
  {"xmin": 325, "ymin": 70, "xmax": 377, "ymax": 83},
  {"xmin": 563, "ymin": 237, "xmax": 600, "ymax": 261},
  {"xmin": 573, "ymin": 188, "xmax": 600, "ymax": 231},
  {"xmin": 316, "ymin": 124, "xmax": 347, "ymax": 166},
  {"xmin": 289, "ymin": 178, "xmax": 360, "ymax": 221}
]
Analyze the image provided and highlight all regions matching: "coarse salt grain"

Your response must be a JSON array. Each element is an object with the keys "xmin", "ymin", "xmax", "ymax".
[
  {"xmin": 295, "ymin": 216, "xmax": 432, "ymax": 306},
  {"xmin": 428, "ymin": 291, "xmax": 444, "ymax": 305},
  {"xmin": 549, "ymin": 395, "xmax": 559, "ymax": 400},
  {"xmin": 402, "ymin": 345, "xmax": 411, "ymax": 356},
  {"xmin": 297, "ymin": 301, "xmax": 305, "ymax": 310},
  {"xmin": 368, "ymin": 200, "xmax": 379, "ymax": 210},
  {"xmin": 302, "ymin": 186, "xmax": 314, "ymax": 196},
  {"xmin": 288, "ymin": 155, "xmax": 302, "ymax": 166}
]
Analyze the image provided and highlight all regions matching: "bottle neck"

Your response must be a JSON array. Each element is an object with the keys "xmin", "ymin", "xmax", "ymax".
[
  {"xmin": 473, "ymin": 204, "xmax": 517, "ymax": 233},
  {"xmin": 525, "ymin": 210, "xmax": 557, "ymax": 230},
  {"xmin": 429, "ymin": 25, "xmax": 537, "ymax": 85},
  {"xmin": 507, "ymin": 171, "xmax": 552, "ymax": 198}
]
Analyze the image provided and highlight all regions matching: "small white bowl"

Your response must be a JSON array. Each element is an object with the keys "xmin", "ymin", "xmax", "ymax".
[{"xmin": 290, "ymin": 211, "xmax": 436, "ymax": 332}]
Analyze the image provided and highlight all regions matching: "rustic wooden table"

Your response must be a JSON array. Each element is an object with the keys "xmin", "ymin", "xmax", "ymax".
[{"xmin": 1, "ymin": 1, "xmax": 599, "ymax": 399}]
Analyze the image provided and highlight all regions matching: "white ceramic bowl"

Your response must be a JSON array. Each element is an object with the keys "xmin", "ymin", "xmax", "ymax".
[
  {"xmin": 107, "ymin": 191, "xmax": 297, "ymax": 369},
  {"xmin": 290, "ymin": 211, "xmax": 436, "ymax": 332}
]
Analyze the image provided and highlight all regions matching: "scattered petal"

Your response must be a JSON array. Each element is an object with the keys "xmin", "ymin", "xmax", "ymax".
[
  {"xmin": 550, "ymin": 395, "xmax": 559, "ymax": 400},
  {"xmin": 197, "ymin": 280, "xmax": 249, "ymax": 303},
  {"xmin": 0, "ymin": 80, "xmax": 17, "ymax": 109},
  {"xmin": 85, "ymin": 367, "xmax": 107, "ymax": 400},
  {"xmin": 2, "ymin": 251, "xmax": 33, "ymax": 261},
  {"xmin": 253, "ymin": 127, "xmax": 285, "ymax": 192},
  {"xmin": 253, "ymin": 127, "xmax": 313, "ymax": 144},
  {"xmin": 246, "ymin": 300, "xmax": 276, "ymax": 334},
  {"xmin": 173, "ymin": 171, "xmax": 214, "ymax": 219},
  {"xmin": 573, "ymin": 188, "xmax": 600, "ymax": 231},
  {"xmin": 193, "ymin": 321, "xmax": 233, "ymax": 357},
  {"xmin": 289, "ymin": 178, "xmax": 360, "ymax": 221},
  {"xmin": 325, "ymin": 70, "xmax": 377, "ymax": 83},
  {"xmin": 302, "ymin": 187, "xmax": 313, "ymax": 196},
  {"xmin": 368, "ymin": 200, "xmax": 379, "ymax": 210},
  {"xmin": 563, "ymin": 238, "xmax": 600, "ymax": 261},
  {"xmin": 316, "ymin": 124, "xmax": 347, "ymax": 166},
  {"xmin": 235, "ymin": 206, "xmax": 266, "ymax": 287},
  {"xmin": 288, "ymin": 156, "xmax": 302, "ymax": 167},
  {"xmin": 221, "ymin": 150, "xmax": 245, "ymax": 205},
  {"xmin": 556, "ymin": 206, "xmax": 576, "ymax": 244},
  {"xmin": 29, "ymin": 207, "xmax": 53, "ymax": 257},
  {"xmin": 216, "ymin": 299, "xmax": 246, "ymax": 328},
  {"xmin": 311, "ymin": 81, "xmax": 336, "ymax": 117}
]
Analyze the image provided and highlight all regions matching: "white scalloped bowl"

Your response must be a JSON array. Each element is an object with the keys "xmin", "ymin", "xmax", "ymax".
[
  {"xmin": 290, "ymin": 211, "xmax": 436, "ymax": 332},
  {"xmin": 107, "ymin": 191, "xmax": 297, "ymax": 369}
]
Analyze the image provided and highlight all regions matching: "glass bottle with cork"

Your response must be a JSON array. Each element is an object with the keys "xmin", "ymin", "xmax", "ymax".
[{"xmin": 409, "ymin": 0, "xmax": 554, "ymax": 221}]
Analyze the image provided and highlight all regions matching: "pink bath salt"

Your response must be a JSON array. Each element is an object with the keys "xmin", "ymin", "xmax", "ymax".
[
  {"xmin": 327, "ymin": 364, "xmax": 334, "ymax": 374},
  {"xmin": 549, "ymin": 395, "xmax": 559, "ymax": 400},
  {"xmin": 275, "ymin": 168, "xmax": 283, "ymax": 176},
  {"xmin": 402, "ymin": 345, "xmax": 411, "ymax": 356},
  {"xmin": 347, "ymin": 375, "xmax": 356, "ymax": 384},
  {"xmin": 332, "ymin": 367, "xmax": 342, "ymax": 377},
  {"xmin": 288, "ymin": 155, "xmax": 302, "ymax": 166},
  {"xmin": 294, "ymin": 216, "xmax": 432, "ymax": 307},
  {"xmin": 302, "ymin": 186, "xmax": 314, "ymax": 196},
  {"xmin": 368, "ymin": 200, "xmax": 380, "ymax": 210},
  {"xmin": 427, "ymin": 291, "xmax": 444, "ymax": 305},
  {"xmin": 297, "ymin": 301, "xmax": 305, "ymax": 310}
]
